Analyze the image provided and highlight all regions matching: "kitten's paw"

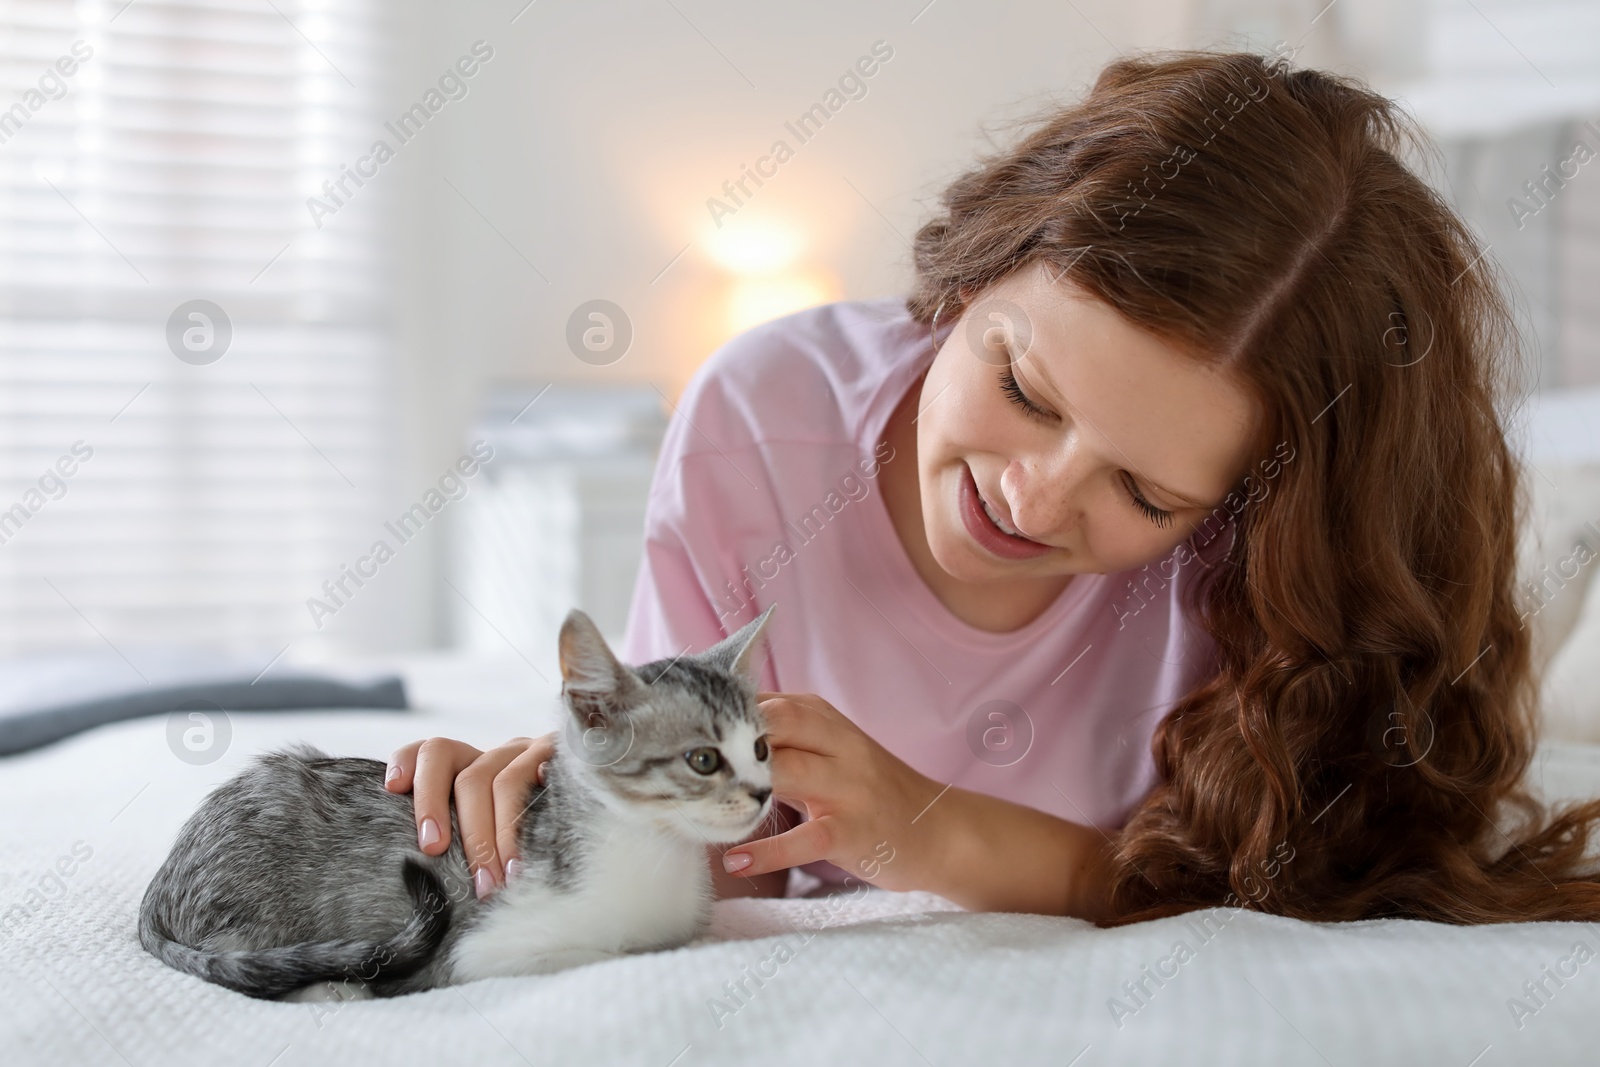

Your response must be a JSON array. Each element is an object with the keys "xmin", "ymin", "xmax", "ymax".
[
  {"xmin": 452, "ymin": 946, "xmax": 620, "ymax": 982},
  {"xmin": 528, "ymin": 947, "xmax": 623, "ymax": 973},
  {"xmin": 282, "ymin": 979, "xmax": 374, "ymax": 1004}
]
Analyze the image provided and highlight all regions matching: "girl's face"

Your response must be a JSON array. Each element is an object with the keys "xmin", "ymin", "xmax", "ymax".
[{"xmin": 916, "ymin": 261, "xmax": 1260, "ymax": 583}]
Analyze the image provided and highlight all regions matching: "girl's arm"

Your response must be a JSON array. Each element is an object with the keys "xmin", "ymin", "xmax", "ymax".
[
  {"xmin": 725, "ymin": 692, "xmax": 1119, "ymax": 920},
  {"xmin": 914, "ymin": 784, "xmax": 1113, "ymax": 920}
]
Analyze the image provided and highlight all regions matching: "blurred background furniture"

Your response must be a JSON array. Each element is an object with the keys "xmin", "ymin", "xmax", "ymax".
[
  {"xmin": 450, "ymin": 383, "xmax": 666, "ymax": 659},
  {"xmin": 1, "ymin": 0, "xmax": 1598, "ymax": 735}
]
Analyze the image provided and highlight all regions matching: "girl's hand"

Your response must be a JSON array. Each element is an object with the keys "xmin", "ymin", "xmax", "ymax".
[
  {"xmin": 723, "ymin": 692, "xmax": 945, "ymax": 891},
  {"xmin": 384, "ymin": 732, "xmax": 556, "ymax": 900}
]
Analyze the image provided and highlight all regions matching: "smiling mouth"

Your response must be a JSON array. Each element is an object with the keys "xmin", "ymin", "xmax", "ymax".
[
  {"xmin": 978, "ymin": 491, "xmax": 1023, "ymax": 538},
  {"xmin": 958, "ymin": 463, "xmax": 1054, "ymax": 560}
]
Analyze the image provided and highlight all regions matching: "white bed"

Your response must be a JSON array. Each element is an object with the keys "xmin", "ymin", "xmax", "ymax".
[{"xmin": 3, "ymin": 651, "xmax": 1598, "ymax": 1067}]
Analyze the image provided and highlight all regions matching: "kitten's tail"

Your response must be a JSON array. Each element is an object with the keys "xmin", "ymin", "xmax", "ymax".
[{"xmin": 139, "ymin": 859, "xmax": 452, "ymax": 1000}]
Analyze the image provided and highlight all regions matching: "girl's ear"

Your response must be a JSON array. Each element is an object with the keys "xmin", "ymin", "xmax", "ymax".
[{"xmin": 702, "ymin": 603, "xmax": 776, "ymax": 686}]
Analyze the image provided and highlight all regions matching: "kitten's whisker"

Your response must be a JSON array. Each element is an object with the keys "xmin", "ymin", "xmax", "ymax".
[{"xmin": 750, "ymin": 806, "xmax": 780, "ymax": 840}]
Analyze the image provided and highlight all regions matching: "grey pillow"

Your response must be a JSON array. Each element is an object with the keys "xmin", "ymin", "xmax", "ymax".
[{"xmin": 0, "ymin": 648, "xmax": 408, "ymax": 757}]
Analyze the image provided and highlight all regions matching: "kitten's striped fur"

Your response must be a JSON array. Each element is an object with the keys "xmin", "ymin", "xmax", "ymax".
[{"xmin": 138, "ymin": 605, "xmax": 775, "ymax": 998}]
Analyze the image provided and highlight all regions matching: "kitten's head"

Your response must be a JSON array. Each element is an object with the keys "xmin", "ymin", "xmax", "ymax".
[{"xmin": 556, "ymin": 605, "xmax": 775, "ymax": 844}]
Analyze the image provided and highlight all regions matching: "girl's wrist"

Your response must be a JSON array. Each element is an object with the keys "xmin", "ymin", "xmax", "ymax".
[
  {"xmin": 903, "ymin": 781, "xmax": 1112, "ymax": 918},
  {"xmin": 898, "ymin": 779, "xmax": 981, "ymax": 902},
  {"xmin": 811, "ymin": 771, "xmax": 951, "ymax": 894}
]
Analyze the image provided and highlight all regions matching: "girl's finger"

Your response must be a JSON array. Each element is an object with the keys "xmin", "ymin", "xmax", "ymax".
[
  {"xmin": 759, "ymin": 697, "xmax": 840, "ymax": 757},
  {"xmin": 722, "ymin": 815, "xmax": 835, "ymax": 877},
  {"xmin": 768, "ymin": 746, "xmax": 836, "ymax": 807},
  {"xmin": 409, "ymin": 737, "xmax": 484, "ymax": 857},
  {"xmin": 494, "ymin": 733, "xmax": 557, "ymax": 877},
  {"xmin": 384, "ymin": 738, "xmax": 426, "ymax": 793},
  {"xmin": 453, "ymin": 740, "xmax": 536, "ymax": 895},
  {"xmin": 758, "ymin": 690, "xmax": 843, "ymax": 717},
  {"xmin": 760, "ymin": 691, "xmax": 859, "ymax": 742}
]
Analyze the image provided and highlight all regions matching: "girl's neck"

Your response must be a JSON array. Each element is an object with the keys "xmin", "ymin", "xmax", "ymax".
[{"xmin": 877, "ymin": 370, "xmax": 1072, "ymax": 635}]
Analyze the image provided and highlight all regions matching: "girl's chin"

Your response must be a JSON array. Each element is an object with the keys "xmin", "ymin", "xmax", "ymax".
[{"xmin": 930, "ymin": 530, "xmax": 1046, "ymax": 582}]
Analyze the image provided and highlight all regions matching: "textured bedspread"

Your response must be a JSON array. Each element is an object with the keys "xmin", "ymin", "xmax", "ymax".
[{"xmin": 3, "ymin": 654, "xmax": 1597, "ymax": 1066}]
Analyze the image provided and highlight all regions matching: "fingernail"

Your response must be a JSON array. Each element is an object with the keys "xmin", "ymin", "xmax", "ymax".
[
  {"xmin": 536, "ymin": 761, "xmax": 548, "ymax": 784},
  {"xmin": 384, "ymin": 763, "xmax": 401, "ymax": 783},
  {"xmin": 418, "ymin": 818, "xmax": 440, "ymax": 850},
  {"xmin": 473, "ymin": 866, "xmax": 495, "ymax": 900},
  {"xmin": 723, "ymin": 852, "xmax": 752, "ymax": 873},
  {"xmin": 504, "ymin": 859, "xmax": 524, "ymax": 883}
]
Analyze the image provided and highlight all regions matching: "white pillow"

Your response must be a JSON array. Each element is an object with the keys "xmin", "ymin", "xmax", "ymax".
[
  {"xmin": 1523, "ymin": 460, "xmax": 1600, "ymax": 742},
  {"xmin": 1519, "ymin": 464, "xmax": 1600, "ymax": 675},
  {"xmin": 1518, "ymin": 463, "xmax": 1600, "ymax": 741},
  {"xmin": 1542, "ymin": 559, "xmax": 1600, "ymax": 742}
]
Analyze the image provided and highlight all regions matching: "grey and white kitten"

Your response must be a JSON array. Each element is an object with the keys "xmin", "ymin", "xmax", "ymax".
[{"xmin": 139, "ymin": 604, "xmax": 776, "ymax": 999}]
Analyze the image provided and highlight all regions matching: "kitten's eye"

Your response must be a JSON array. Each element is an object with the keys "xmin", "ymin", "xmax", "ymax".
[
  {"xmin": 685, "ymin": 747, "xmax": 722, "ymax": 775},
  {"xmin": 754, "ymin": 736, "xmax": 769, "ymax": 762}
]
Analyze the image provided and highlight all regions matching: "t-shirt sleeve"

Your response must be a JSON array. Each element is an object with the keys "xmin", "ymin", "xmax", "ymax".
[
  {"xmin": 618, "ymin": 439, "xmax": 781, "ymax": 693},
  {"xmin": 619, "ymin": 482, "xmax": 726, "ymax": 663}
]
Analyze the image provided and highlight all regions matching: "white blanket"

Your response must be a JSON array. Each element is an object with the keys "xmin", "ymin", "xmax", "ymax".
[{"xmin": 3, "ymin": 653, "xmax": 1597, "ymax": 1066}]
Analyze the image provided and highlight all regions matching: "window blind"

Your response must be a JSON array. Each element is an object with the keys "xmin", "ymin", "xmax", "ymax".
[
  {"xmin": 1422, "ymin": 0, "xmax": 1600, "ymax": 388},
  {"xmin": 0, "ymin": 0, "xmax": 394, "ymax": 654}
]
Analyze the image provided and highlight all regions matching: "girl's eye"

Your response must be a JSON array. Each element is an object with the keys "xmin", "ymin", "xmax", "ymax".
[
  {"xmin": 754, "ymin": 736, "xmax": 769, "ymax": 761},
  {"xmin": 994, "ymin": 353, "xmax": 1174, "ymax": 530},
  {"xmin": 997, "ymin": 365, "xmax": 1054, "ymax": 423},
  {"xmin": 685, "ymin": 746, "xmax": 723, "ymax": 775},
  {"xmin": 1122, "ymin": 473, "xmax": 1174, "ymax": 529}
]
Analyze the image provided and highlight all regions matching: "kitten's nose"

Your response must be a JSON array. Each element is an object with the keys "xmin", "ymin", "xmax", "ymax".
[{"xmin": 748, "ymin": 786, "xmax": 771, "ymax": 805}]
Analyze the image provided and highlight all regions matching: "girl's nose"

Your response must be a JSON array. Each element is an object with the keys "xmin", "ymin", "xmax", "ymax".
[{"xmin": 1003, "ymin": 456, "xmax": 1082, "ymax": 540}]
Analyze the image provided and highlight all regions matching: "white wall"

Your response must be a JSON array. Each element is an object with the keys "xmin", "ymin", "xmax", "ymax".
[
  {"xmin": 377, "ymin": 0, "xmax": 1194, "ymax": 650},
  {"xmin": 359, "ymin": 0, "xmax": 1598, "ymax": 652}
]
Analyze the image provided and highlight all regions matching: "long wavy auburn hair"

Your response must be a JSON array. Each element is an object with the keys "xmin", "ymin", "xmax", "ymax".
[{"xmin": 906, "ymin": 48, "xmax": 1600, "ymax": 924}]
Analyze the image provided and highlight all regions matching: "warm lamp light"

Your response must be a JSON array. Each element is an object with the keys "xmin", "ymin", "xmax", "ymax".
[
  {"xmin": 695, "ymin": 216, "xmax": 841, "ymax": 349},
  {"xmin": 725, "ymin": 269, "xmax": 842, "ymax": 338},
  {"xmin": 703, "ymin": 219, "xmax": 803, "ymax": 277}
]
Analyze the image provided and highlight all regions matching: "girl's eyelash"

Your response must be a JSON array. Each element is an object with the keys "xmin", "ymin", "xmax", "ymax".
[
  {"xmin": 998, "ymin": 366, "xmax": 1053, "ymax": 422},
  {"xmin": 997, "ymin": 360, "xmax": 1174, "ymax": 529},
  {"xmin": 1123, "ymin": 474, "xmax": 1174, "ymax": 528}
]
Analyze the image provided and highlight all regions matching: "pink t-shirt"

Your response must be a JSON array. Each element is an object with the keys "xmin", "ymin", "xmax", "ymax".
[{"xmin": 620, "ymin": 296, "xmax": 1221, "ymax": 888}]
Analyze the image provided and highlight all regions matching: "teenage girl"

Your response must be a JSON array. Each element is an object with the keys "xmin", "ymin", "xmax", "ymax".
[{"xmin": 382, "ymin": 49, "xmax": 1600, "ymax": 925}]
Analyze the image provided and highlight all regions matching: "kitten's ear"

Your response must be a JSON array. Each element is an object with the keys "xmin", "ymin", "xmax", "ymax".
[
  {"xmin": 558, "ymin": 609, "xmax": 642, "ymax": 707},
  {"xmin": 702, "ymin": 603, "xmax": 776, "ymax": 687}
]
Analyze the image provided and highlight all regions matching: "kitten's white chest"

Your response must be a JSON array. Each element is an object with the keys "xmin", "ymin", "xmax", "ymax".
[{"xmin": 450, "ymin": 810, "xmax": 711, "ymax": 982}]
